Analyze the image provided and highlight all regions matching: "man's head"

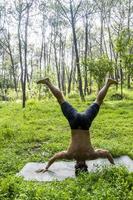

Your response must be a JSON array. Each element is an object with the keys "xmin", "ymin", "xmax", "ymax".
[{"xmin": 75, "ymin": 161, "xmax": 88, "ymax": 176}]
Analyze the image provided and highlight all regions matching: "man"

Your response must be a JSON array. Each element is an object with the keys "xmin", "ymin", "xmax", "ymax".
[{"xmin": 36, "ymin": 78, "xmax": 117, "ymax": 175}]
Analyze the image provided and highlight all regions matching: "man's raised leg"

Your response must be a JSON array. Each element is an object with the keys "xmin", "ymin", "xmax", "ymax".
[
  {"xmin": 37, "ymin": 78, "xmax": 65, "ymax": 104},
  {"xmin": 95, "ymin": 78, "xmax": 118, "ymax": 106}
]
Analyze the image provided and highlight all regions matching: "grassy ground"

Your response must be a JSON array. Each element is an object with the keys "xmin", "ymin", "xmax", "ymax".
[{"xmin": 0, "ymin": 89, "xmax": 133, "ymax": 199}]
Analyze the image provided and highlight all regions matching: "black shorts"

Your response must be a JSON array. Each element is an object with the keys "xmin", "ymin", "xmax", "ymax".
[{"xmin": 61, "ymin": 101, "xmax": 100, "ymax": 130}]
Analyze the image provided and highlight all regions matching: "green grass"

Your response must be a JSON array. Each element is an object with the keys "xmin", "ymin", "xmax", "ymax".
[{"xmin": 0, "ymin": 92, "xmax": 133, "ymax": 199}]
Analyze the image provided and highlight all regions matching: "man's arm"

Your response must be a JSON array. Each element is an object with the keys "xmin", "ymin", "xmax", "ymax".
[
  {"xmin": 36, "ymin": 151, "xmax": 68, "ymax": 173},
  {"xmin": 95, "ymin": 149, "xmax": 115, "ymax": 164}
]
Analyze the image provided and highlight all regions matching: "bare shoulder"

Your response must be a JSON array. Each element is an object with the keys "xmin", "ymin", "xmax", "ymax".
[
  {"xmin": 57, "ymin": 151, "xmax": 73, "ymax": 160},
  {"xmin": 85, "ymin": 149, "xmax": 108, "ymax": 160},
  {"xmin": 56, "ymin": 151, "xmax": 68, "ymax": 156},
  {"xmin": 65, "ymin": 151, "xmax": 74, "ymax": 160},
  {"xmin": 95, "ymin": 149, "xmax": 109, "ymax": 153},
  {"xmin": 85, "ymin": 150, "xmax": 98, "ymax": 160},
  {"xmin": 94, "ymin": 148, "xmax": 109, "ymax": 158}
]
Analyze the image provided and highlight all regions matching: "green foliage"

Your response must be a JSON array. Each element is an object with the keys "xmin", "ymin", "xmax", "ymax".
[
  {"xmin": 0, "ymin": 97, "xmax": 133, "ymax": 199},
  {"xmin": 115, "ymin": 29, "xmax": 133, "ymax": 54},
  {"xmin": 85, "ymin": 56, "xmax": 113, "ymax": 90},
  {"xmin": 0, "ymin": 75, "xmax": 14, "ymax": 92},
  {"xmin": 0, "ymin": 167, "xmax": 132, "ymax": 200},
  {"xmin": 115, "ymin": 29, "xmax": 133, "ymax": 74}
]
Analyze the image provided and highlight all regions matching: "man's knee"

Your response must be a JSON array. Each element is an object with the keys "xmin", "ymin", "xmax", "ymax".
[
  {"xmin": 58, "ymin": 99, "xmax": 65, "ymax": 105},
  {"xmin": 95, "ymin": 99, "xmax": 102, "ymax": 106},
  {"xmin": 57, "ymin": 92, "xmax": 65, "ymax": 104}
]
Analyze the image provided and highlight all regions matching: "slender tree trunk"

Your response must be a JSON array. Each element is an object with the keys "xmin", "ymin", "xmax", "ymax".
[
  {"xmin": 48, "ymin": 31, "xmax": 52, "ymax": 68},
  {"xmin": 84, "ymin": 13, "xmax": 88, "ymax": 95},
  {"xmin": 70, "ymin": 1, "xmax": 84, "ymax": 100},
  {"xmin": 88, "ymin": 27, "xmax": 93, "ymax": 94},
  {"xmin": 8, "ymin": 42, "xmax": 18, "ymax": 95},
  {"xmin": 23, "ymin": 6, "xmax": 30, "ymax": 107},
  {"xmin": 18, "ymin": 12, "xmax": 24, "ymax": 107},
  {"xmin": 127, "ymin": 74, "xmax": 131, "ymax": 89},
  {"xmin": 120, "ymin": 58, "xmax": 123, "ymax": 98},
  {"xmin": 127, "ymin": 0, "xmax": 131, "ymax": 89},
  {"xmin": 61, "ymin": 40, "xmax": 66, "ymax": 95},
  {"xmin": 53, "ymin": 31, "xmax": 61, "ymax": 89},
  {"xmin": 100, "ymin": 10, "xmax": 104, "ymax": 55},
  {"xmin": 38, "ymin": 37, "xmax": 43, "ymax": 100},
  {"xmin": 67, "ymin": 44, "xmax": 74, "ymax": 94}
]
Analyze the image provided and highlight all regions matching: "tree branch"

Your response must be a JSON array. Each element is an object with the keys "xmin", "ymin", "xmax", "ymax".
[
  {"xmin": 73, "ymin": 0, "xmax": 82, "ymax": 19},
  {"xmin": 0, "ymin": 40, "xmax": 10, "ymax": 55},
  {"xmin": 56, "ymin": 0, "xmax": 71, "ymax": 24}
]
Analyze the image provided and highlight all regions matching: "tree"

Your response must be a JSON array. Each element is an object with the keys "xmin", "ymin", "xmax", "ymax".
[
  {"xmin": 86, "ymin": 55, "xmax": 113, "ymax": 90},
  {"xmin": 115, "ymin": 29, "xmax": 133, "ymax": 95},
  {"xmin": 15, "ymin": 0, "xmax": 34, "ymax": 108},
  {"xmin": 81, "ymin": 0, "xmax": 95, "ymax": 95},
  {"xmin": 57, "ymin": 0, "xmax": 84, "ymax": 100}
]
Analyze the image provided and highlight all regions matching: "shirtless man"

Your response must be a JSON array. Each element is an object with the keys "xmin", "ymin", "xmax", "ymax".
[{"xmin": 36, "ymin": 78, "xmax": 117, "ymax": 175}]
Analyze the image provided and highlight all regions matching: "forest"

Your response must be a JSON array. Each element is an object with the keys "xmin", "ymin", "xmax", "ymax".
[
  {"xmin": 0, "ymin": 0, "xmax": 133, "ymax": 200},
  {"xmin": 0, "ymin": 0, "xmax": 133, "ymax": 106}
]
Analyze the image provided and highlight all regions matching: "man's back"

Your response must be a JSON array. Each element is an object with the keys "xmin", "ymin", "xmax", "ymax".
[{"xmin": 67, "ymin": 129, "xmax": 94, "ymax": 160}]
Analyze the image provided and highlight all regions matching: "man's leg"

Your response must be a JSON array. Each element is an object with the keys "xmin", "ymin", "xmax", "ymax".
[
  {"xmin": 37, "ymin": 78, "xmax": 78, "ymax": 129},
  {"xmin": 84, "ymin": 78, "xmax": 118, "ymax": 128},
  {"xmin": 37, "ymin": 78, "xmax": 65, "ymax": 104},
  {"xmin": 95, "ymin": 78, "xmax": 118, "ymax": 106}
]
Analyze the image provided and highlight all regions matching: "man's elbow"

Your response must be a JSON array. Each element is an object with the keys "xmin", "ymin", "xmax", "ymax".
[{"xmin": 56, "ymin": 152, "xmax": 67, "ymax": 159}]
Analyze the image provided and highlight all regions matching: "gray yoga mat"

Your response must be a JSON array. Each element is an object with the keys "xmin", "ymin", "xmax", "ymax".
[{"xmin": 17, "ymin": 156, "xmax": 133, "ymax": 182}]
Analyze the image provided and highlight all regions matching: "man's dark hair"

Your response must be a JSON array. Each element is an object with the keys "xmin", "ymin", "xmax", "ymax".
[{"xmin": 75, "ymin": 162, "xmax": 88, "ymax": 176}]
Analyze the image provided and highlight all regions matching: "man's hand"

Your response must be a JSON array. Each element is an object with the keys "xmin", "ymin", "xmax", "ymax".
[
  {"xmin": 36, "ymin": 168, "xmax": 48, "ymax": 173},
  {"xmin": 36, "ymin": 151, "xmax": 68, "ymax": 173}
]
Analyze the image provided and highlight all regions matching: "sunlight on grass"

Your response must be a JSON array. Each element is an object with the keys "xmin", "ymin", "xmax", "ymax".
[{"xmin": 0, "ymin": 96, "xmax": 133, "ymax": 199}]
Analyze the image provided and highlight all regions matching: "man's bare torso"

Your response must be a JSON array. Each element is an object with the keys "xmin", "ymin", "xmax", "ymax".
[
  {"xmin": 36, "ymin": 129, "xmax": 114, "ymax": 173},
  {"xmin": 67, "ymin": 129, "xmax": 96, "ymax": 161}
]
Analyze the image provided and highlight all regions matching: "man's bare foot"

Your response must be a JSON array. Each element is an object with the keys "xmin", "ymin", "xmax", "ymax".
[
  {"xmin": 37, "ymin": 78, "xmax": 50, "ymax": 85},
  {"xmin": 107, "ymin": 78, "xmax": 118, "ymax": 85}
]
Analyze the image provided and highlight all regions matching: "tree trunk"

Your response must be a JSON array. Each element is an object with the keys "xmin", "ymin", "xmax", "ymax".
[
  {"xmin": 38, "ymin": 37, "xmax": 44, "ymax": 100},
  {"xmin": 100, "ymin": 10, "xmax": 104, "ymax": 55},
  {"xmin": 70, "ymin": 1, "xmax": 84, "ymax": 101},
  {"xmin": 84, "ymin": 13, "xmax": 89, "ymax": 96},
  {"xmin": 53, "ymin": 30, "xmax": 61, "ymax": 89},
  {"xmin": 8, "ymin": 43, "xmax": 18, "ymax": 95},
  {"xmin": 127, "ymin": 74, "xmax": 131, "ymax": 89},
  {"xmin": 18, "ymin": 12, "xmax": 24, "ymax": 107},
  {"xmin": 23, "ymin": 6, "xmax": 30, "ymax": 107},
  {"xmin": 61, "ymin": 40, "xmax": 66, "ymax": 95},
  {"xmin": 127, "ymin": 0, "xmax": 131, "ymax": 89},
  {"xmin": 120, "ymin": 58, "xmax": 123, "ymax": 98},
  {"xmin": 67, "ymin": 44, "xmax": 74, "ymax": 94}
]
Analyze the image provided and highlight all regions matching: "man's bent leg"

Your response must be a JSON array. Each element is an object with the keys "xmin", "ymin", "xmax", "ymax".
[
  {"xmin": 95, "ymin": 78, "xmax": 118, "ymax": 106},
  {"xmin": 37, "ymin": 78, "xmax": 65, "ymax": 104}
]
